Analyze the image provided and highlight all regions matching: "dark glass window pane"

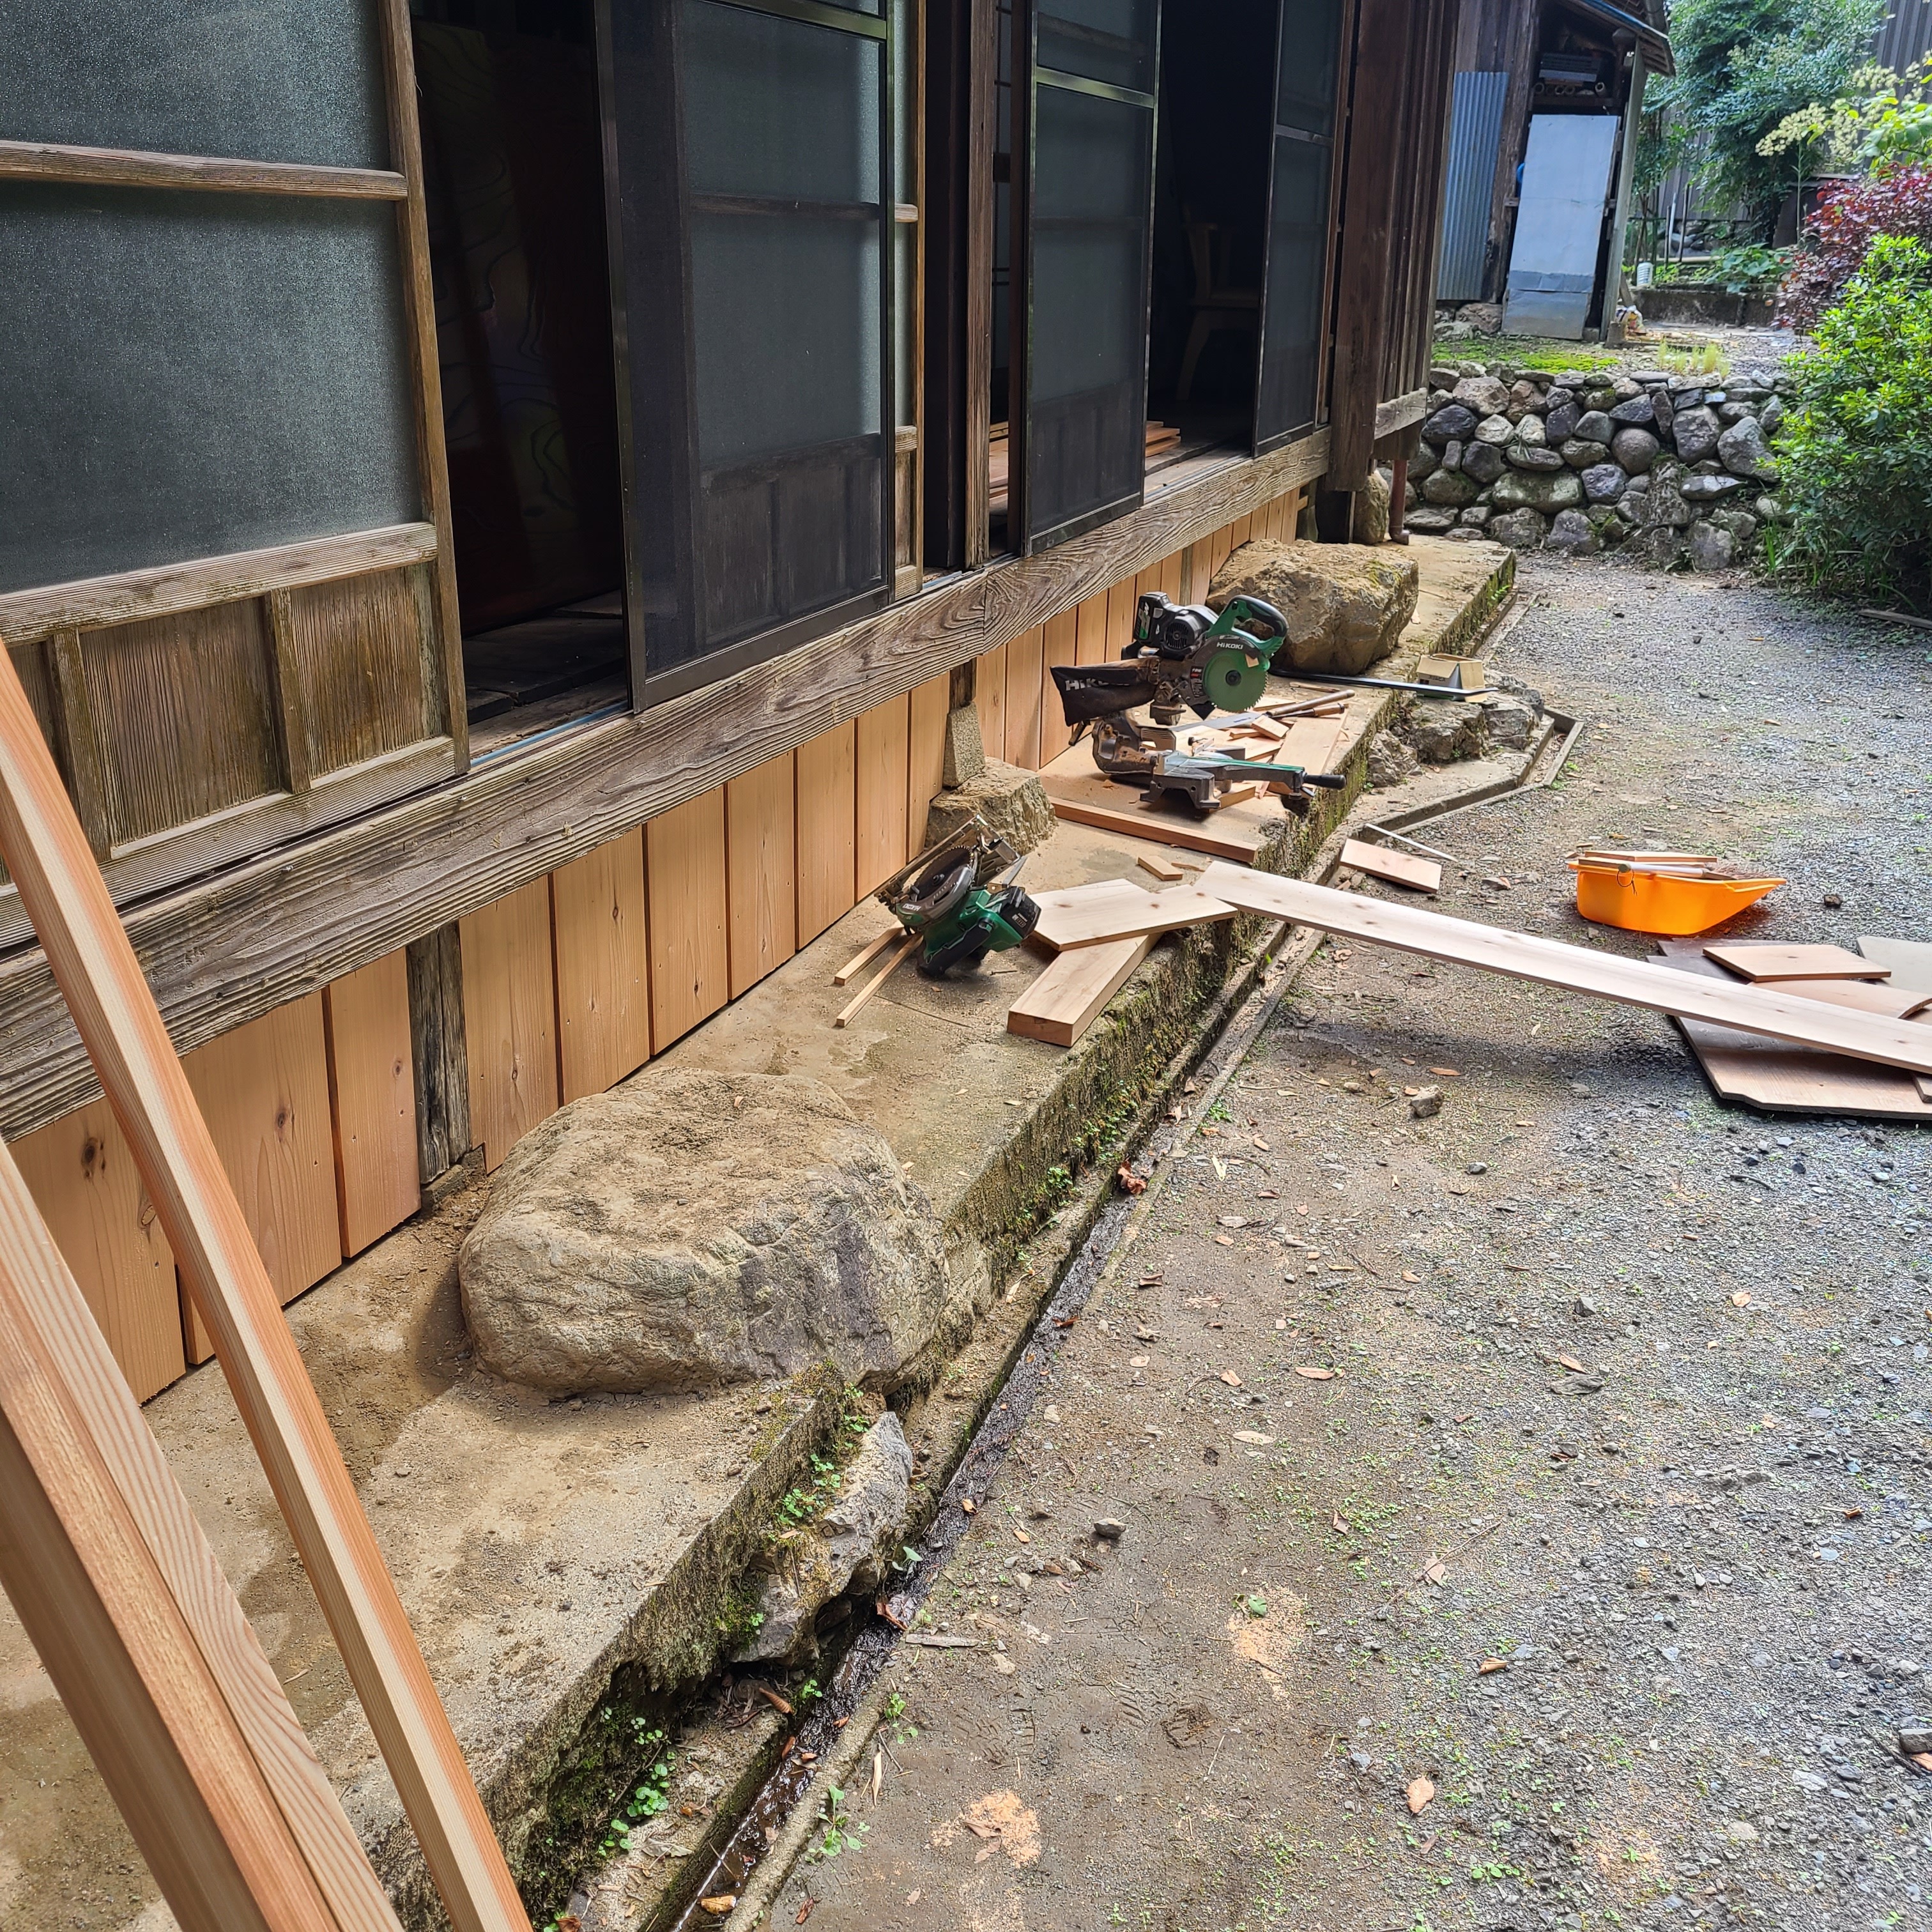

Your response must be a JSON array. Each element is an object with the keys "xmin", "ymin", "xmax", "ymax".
[
  {"xmin": 629, "ymin": 0, "xmax": 887, "ymax": 672},
  {"xmin": 1276, "ymin": 0, "xmax": 1341, "ymax": 137},
  {"xmin": 1255, "ymin": 133, "xmax": 1328, "ymax": 442},
  {"xmin": 1037, "ymin": 0, "xmax": 1156, "ymax": 93},
  {"xmin": 0, "ymin": 183, "xmax": 417, "ymax": 594},
  {"xmin": 1025, "ymin": 84, "xmax": 1151, "ymax": 542},
  {"xmin": 0, "ymin": 0, "xmax": 388, "ymax": 169}
]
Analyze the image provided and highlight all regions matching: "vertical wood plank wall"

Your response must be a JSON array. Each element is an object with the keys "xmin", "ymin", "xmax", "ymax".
[{"xmin": 5, "ymin": 497, "xmax": 1297, "ymax": 1404}]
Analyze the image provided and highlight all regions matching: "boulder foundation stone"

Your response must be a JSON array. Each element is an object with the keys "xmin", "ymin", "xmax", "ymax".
[
  {"xmin": 924, "ymin": 759, "xmax": 1056, "ymax": 854},
  {"xmin": 1208, "ymin": 538, "xmax": 1420, "ymax": 676},
  {"xmin": 458, "ymin": 1072, "xmax": 960, "ymax": 1395}
]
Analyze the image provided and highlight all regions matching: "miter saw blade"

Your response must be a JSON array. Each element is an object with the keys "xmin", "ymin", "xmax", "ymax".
[{"xmin": 1200, "ymin": 645, "xmax": 1268, "ymax": 714}]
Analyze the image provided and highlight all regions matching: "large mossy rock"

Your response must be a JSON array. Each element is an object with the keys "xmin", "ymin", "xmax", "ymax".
[
  {"xmin": 1208, "ymin": 539, "xmax": 1419, "ymax": 677},
  {"xmin": 458, "ymin": 1072, "xmax": 957, "ymax": 1395}
]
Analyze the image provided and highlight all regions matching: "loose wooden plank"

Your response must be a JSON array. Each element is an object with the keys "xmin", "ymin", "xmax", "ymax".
[
  {"xmin": 549, "ymin": 831, "xmax": 650, "ymax": 1104},
  {"xmin": 832, "ymin": 923, "xmax": 905, "ymax": 986},
  {"xmin": 321, "ymin": 949, "xmax": 420, "ymax": 1257},
  {"xmin": 459, "ymin": 879, "xmax": 560, "ymax": 1174},
  {"xmin": 1767, "ymin": 978, "xmax": 1932, "ymax": 1019},
  {"xmin": 833, "ymin": 933, "xmax": 921, "ymax": 1027},
  {"xmin": 795, "ymin": 724, "xmax": 857, "ymax": 946},
  {"xmin": 647, "ymin": 788, "xmax": 730, "ymax": 1048},
  {"xmin": 1037, "ymin": 885, "xmax": 1237, "ymax": 953},
  {"xmin": 0, "ymin": 630, "xmax": 528, "ymax": 1932},
  {"xmin": 1656, "ymin": 944, "xmax": 1932, "ymax": 1121},
  {"xmin": 182, "ymin": 997, "xmax": 342, "ymax": 1358},
  {"xmin": 1340, "ymin": 838, "xmax": 1441, "ymax": 893},
  {"xmin": 1007, "ymin": 935, "xmax": 1154, "ymax": 1046},
  {"xmin": 1271, "ymin": 714, "xmax": 1352, "ymax": 774},
  {"xmin": 1004, "ymin": 627, "xmax": 1045, "ymax": 770},
  {"xmin": 11, "ymin": 1101, "xmax": 184, "ymax": 1402},
  {"xmin": 1030, "ymin": 880, "xmax": 1154, "ymax": 953},
  {"xmin": 1200, "ymin": 861, "xmax": 1932, "ymax": 1077},
  {"xmin": 855, "ymin": 696, "xmax": 910, "ymax": 891},
  {"xmin": 0, "ymin": 1130, "xmax": 403, "ymax": 1932},
  {"xmin": 905, "ymin": 674, "xmax": 949, "ymax": 862},
  {"xmin": 976, "ymin": 641, "xmax": 1008, "ymax": 761},
  {"xmin": 725, "ymin": 755, "xmax": 797, "ymax": 999},
  {"xmin": 1857, "ymin": 935, "xmax": 1932, "ymax": 996},
  {"xmin": 1136, "ymin": 852, "xmax": 1185, "ymax": 883},
  {"xmin": 1704, "ymin": 942, "xmax": 1887, "ymax": 983}
]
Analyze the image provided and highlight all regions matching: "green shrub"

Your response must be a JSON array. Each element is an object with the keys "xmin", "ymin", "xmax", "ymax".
[{"xmin": 1773, "ymin": 234, "xmax": 1932, "ymax": 604}]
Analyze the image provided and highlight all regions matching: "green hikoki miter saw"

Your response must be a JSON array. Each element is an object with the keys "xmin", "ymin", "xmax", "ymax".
[
  {"xmin": 1048, "ymin": 588, "xmax": 1473, "ymax": 818},
  {"xmin": 876, "ymin": 820, "xmax": 1040, "ymax": 977}
]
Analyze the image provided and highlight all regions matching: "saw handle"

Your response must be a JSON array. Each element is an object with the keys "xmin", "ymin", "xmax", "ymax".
[{"xmin": 1301, "ymin": 770, "xmax": 1347, "ymax": 789}]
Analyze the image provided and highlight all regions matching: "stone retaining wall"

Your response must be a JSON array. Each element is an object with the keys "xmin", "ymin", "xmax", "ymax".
[{"xmin": 1404, "ymin": 359, "xmax": 1791, "ymax": 572}]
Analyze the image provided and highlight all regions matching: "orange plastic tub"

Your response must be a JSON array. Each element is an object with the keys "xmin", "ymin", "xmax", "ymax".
[{"xmin": 1568, "ymin": 861, "xmax": 1784, "ymax": 936}]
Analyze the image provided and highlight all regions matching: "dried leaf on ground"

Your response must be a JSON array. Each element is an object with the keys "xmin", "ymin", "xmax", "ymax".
[
  {"xmin": 1406, "ymin": 1777, "xmax": 1436, "ymax": 1814},
  {"xmin": 1423, "ymin": 1560, "xmax": 1446, "ymax": 1586},
  {"xmin": 756, "ymin": 1685, "xmax": 793, "ymax": 1715},
  {"xmin": 1731, "ymin": 1290, "xmax": 1751, "ymax": 1306},
  {"xmin": 1557, "ymin": 1353, "xmax": 1588, "ymax": 1374},
  {"xmin": 700, "ymin": 1897, "xmax": 737, "ymax": 1916},
  {"xmin": 1117, "ymin": 1165, "xmax": 1147, "ymax": 1195},
  {"xmin": 1331, "ymin": 1511, "xmax": 1349, "ymax": 1533},
  {"xmin": 1477, "ymin": 1657, "xmax": 1508, "ymax": 1675},
  {"xmin": 1294, "ymin": 1365, "xmax": 1337, "ymax": 1380},
  {"xmin": 1220, "ymin": 1369, "xmax": 1243, "ymax": 1387},
  {"xmin": 1233, "ymin": 1429, "xmax": 1275, "ymax": 1446}
]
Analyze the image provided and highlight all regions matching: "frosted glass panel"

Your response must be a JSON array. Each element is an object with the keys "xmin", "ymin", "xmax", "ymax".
[
  {"xmin": 0, "ymin": 0, "xmax": 388, "ymax": 168},
  {"xmin": 1024, "ymin": 84, "xmax": 1151, "ymax": 543},
  {"xmin": 0, "ymin": 183, "xmax": 417, "ymax": 593},
  {"xmin": 1276, "ymin": 0, "xmax": 1341, "ymax": 137},
  {"xmin": 1038, "ymin": 0, "xmax": 1156, "ymax": 91},
  {"xmin": 1257, "ymin": 135, "xmax": 1329, "ymax": 441},
  {"xmin": 684, "ymin": 2, "xmax": 880, "ymax": 206}
]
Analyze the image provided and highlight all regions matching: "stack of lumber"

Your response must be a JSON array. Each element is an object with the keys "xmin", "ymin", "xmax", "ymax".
[{"xmin": 1570, "ymin": 846, "xmax": 1745, "ymax": 881}]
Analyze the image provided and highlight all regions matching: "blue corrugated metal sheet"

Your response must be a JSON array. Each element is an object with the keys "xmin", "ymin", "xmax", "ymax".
[{"xmin": 1438, "ymin": 70, "xmax": 1508, "ymax": 303}]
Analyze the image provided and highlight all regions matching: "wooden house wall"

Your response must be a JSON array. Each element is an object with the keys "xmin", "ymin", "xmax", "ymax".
[{"xmin": 4, "ymin": 480, "xmax": 1304, "ymax": 1407}]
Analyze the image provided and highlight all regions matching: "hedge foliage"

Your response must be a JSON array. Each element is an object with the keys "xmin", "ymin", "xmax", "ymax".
[
  {"xmin": 1774, "ymin": 235, "xmax": 1932, "ymax": 604},
  {"xmin": 1779, "ymin": 164, "xmax": 1932, "ymax": 328}
]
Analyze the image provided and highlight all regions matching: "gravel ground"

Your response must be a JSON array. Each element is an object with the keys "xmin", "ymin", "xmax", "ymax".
[{"xmin": 770, "ymin": 558, "xmax": 1932, "ymax": 1932}]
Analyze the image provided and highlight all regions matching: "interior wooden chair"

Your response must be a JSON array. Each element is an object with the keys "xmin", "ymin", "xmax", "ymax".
[{"xmin": 1177, "ymin": 214, "xmax": 1261, "ymax": 404}]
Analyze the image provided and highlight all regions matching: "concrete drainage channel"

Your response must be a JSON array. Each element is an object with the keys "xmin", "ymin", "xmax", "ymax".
[{"xmin": 577, "ymin": 617, "xmax": 1586, "ymax": 1932}]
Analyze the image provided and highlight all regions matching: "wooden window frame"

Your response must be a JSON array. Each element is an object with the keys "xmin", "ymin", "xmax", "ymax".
[
  {"xmin": 1008, "ymin": 2, "xmax": 1162, "ymax": 558},
  {"xmin": 1253, "ymin": 0, "xmax": 1358, "ymax": 456},
  {"xmin": 0, "ymin": 0, "xmax": 468, "ymax": 939},
  {"xmin": 603, "ymin": 0, "xmax": 905, "ymax": 712}
]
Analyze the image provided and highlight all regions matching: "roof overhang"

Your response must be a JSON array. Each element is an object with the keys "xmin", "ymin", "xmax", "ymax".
[{"xmin": 1554, "ymin": 0, "xmax": 1676, "ymax": 78}]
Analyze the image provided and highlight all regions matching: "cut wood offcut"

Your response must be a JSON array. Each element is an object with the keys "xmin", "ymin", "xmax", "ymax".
[
  {"xmin": 1008, "ymin": 935, "xmax": 1155, "ymax": 1046},
  {"xmin": 1032, "ymin": 880, "xmax": 1237, "ymax": 953},
  {"xmin": 1703, "ymin": 942, "xmax": 1888, "ymax": 983},
  {"xmin": 1339, "ymin": 838, "xmax": 1440, "ymax": 894},
  {"xmin": 1197, "ymin": 862, "xmax": 1932, "ymax": 1078}
]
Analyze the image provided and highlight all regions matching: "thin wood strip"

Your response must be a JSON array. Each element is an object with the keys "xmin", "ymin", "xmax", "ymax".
[
  {"xmin": 833, "ymin": 933, "xmax": 920, "ymax": 1027},
  {"xmin": 47, "ymin": 627, "xmax": 115, "ymax": 860},
  {"xmin": 0, "ymin": 137, "xmax": 407, "ymax": 200},
  {"xmin": 263, "ymin": 592, "xmax": 313, "ymax": 796},
  {"xmin": 832, "ymin": 924, "xmax": 903, "ymax": 986},
  {"xmin": 376, "ymin": 0, "xmax": 469, "ymax": 771},
  {"xmin": 1199, "ymin": 862, "xmax": 1932, "ymax": 1077},
  {"xmin": 0, "ymin": 1133, "xmax": 401, "ymax": 1931},
  {"xmin": 0, "ymin": 647, "xmax": 530, "ymax": 1931},
  {"xmin": 0, "ymin": 525, "xmax": 440, "ymax": 646}
]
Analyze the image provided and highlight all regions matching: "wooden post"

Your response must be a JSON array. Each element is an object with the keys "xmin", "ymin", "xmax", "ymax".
[
  {"xmin": 406, "ymin": 924, "xmax": 472, "ymax": 1186},
  {"xmin": 0, "ymin": 641, "xmax": 530, "ymax": 1932},
  {"xmin": 0, "ymin": 1133, "xmax": 401, "ymax": 1932},
  {"xmin": 1389, "ymin": 456, "xmax": 1409, "ymax": 543}
]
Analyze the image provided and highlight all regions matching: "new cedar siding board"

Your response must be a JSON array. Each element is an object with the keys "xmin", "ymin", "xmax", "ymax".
[
  {"xmin": 459, "ymin": 878, "xmax": 560, "ymax": 1173},
  {"xmin": 550, "ymin": 831, "xmax": 650, "ymax": 1105},
  {"xmin": 725, "ymin": 754, "xmax": 799, "ymax": 999},
  {"xmin": 320, "ymin": 947, "xmax": 420, "ymax": 1257}
]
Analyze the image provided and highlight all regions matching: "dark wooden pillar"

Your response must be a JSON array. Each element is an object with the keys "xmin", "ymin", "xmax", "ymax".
[{"xmin": 405, "ymin": 924, "xmax": 471, "ymax": 1186}]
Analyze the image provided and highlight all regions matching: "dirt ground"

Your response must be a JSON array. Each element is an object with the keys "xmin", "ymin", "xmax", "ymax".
[{"xmin": 767, "ymin": 558, "xmax": 1932, "ymax": 1931}]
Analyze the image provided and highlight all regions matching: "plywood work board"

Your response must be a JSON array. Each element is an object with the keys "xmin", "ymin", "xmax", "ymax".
[
  {"xmin": 1197, "ymin": 862, "xmax": 1932, "ymax": 1078},
  {"xmin": 1008, "ymin": 935, "xmax": 1155, "ymax": 1046},
  {"xmin": 1703, "ymin": 942, "xmax": 1888, "ymax": 983},
  {"xmin": 1655, "ymin": 942, "xmax": 1932, "ymax": 1120},
  {"xmin": 1340, "ymin": 838, "xmax": 1441, "ymax": 893}
]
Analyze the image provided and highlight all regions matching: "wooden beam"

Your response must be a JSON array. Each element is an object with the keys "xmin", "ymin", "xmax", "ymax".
[
  {"xmin": 406, "ymin": 925, "xmax": 472, "ymax": 1186},
  {"xmin": 1326, "ymin": 0, "xmax": 1415, "ymax": 491},
  {"xmin": 0, "ymin": 1135, "xmax": 402, "ymax": 1932},
  {"xmin": 0, "ymin": 524, "xmax": 439, "ymax": 646},
  {"xmin": 0, "ymin": 647, "xmax": 530, "ymax": 1932},
  {"xmin": 376, "ymin": 0, "xmax": 469, "ymax": 772},
  {"xmin": 0, "ymin": 137, "xmax": 408, "ymax": 200},
  {"xmin": 0, "ymin": 433, "xmax": 1334, "ymax": 1141},
  {"xmin": 1198, "ymin": 863, "xmax": 1932, "ymax": 1077}
]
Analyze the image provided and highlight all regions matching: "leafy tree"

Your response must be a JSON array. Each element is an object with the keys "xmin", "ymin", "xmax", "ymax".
[
  {"xmin": 1772, "ymin": 234, "xmax": 1932, "ymax": 604},
  {"xmin": 1643, "ymin": 0, "xmax": 1887, "ymax": 236},
  {"xmin": 1778, "ymin": 164, "xmax": 1932, "ymax": 325}
]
